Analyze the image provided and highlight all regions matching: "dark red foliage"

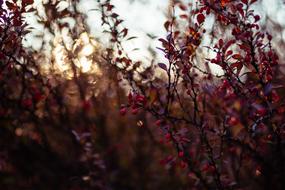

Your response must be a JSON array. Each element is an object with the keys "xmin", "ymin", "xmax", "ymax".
[
  {"xmin": 0, "ymin": 0, "xmax": 285, "ymax": 189},
  {"xmin": 99, "ymin": 0, "xmax": 285, "ymax": 189}
]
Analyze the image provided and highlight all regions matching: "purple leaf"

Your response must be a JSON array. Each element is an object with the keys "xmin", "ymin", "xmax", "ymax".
[
  {"xmin": 158, "ymin": 63, "xmax": 167, "ymax": 71},
  {"xmin": 264, "ymin": 83, "xmax": 272, "ymax": 95}
]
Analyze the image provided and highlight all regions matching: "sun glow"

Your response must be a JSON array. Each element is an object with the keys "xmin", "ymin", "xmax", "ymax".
[{"xmin": 52, "ymin": 32, "xmax": 102, "ymax": 78}]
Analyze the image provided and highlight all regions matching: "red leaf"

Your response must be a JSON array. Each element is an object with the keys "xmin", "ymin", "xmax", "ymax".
[
  {"xmin": 218, "ymin": 39, "xmax": 224, "ymax": 47},
  {"xmin": 254, "ymin": 15, "xmax": 260, "ymax": 22},
  {"xmin": 23, "ymin": 0, "xmax": 34, "ymax": 5},
  {"xmin": 164, "ymin": 21, "xmax": 171, "ymax": 31},
  {"xmin": 121, "ymin": 28, "xmax": 128, "ymax": 37},
  {"xmin": 226, "ymin": 50, "xmax": 233, "ymax": 57},
  {"xmin": 197, "ymin": 14, "xmax": 205, "ymax": 24},
  {"xmin": 178, "ymin": 4, "xmax": 187, "ymax": 11},
  {"xmin": 111, "ymin": 13, "xmax": 119, "ymax": 18},
  {"xmin": 179, "ymin": 14, "xmax": 188, "ymax": 19},
  {"xmin": 155, "ymin": 119, "xmax": 163, "ymax": 126},
  {"xmin": 222, "ymin": 40, "xmax": 236, "ymax": 52},
  {"xmin": 120, "ymin": 107, "xmax": 127, "ymax": 116},
  {"xmin": 230, "ymin": 62, "xmax": 243, "ymax": 75},
  {"xmin": 106, "ymin": 4, "xmax": 114, "ymax": 11},
  {"xmin": 6, "ymin": 1, "xmax": 15, "ymax": 9},
  {"xmin": 232, "ymin": 54, "xmax": 242, "ymax": 60}
]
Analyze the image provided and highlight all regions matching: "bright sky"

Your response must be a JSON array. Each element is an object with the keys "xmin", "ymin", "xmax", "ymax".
[
  {"xmin": 81, "ymin": 0, "xmax": 168, "ymax": 64},
  {"xmin": 23, "ymin": 0, "xmax": 285, "ymax": 73},
  {"xmin": 80, "ymin": 0, "xmax": 285, "ymax": 63}
]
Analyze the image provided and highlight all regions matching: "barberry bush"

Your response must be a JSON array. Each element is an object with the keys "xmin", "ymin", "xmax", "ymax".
[{"xmin": 0, "ymin": 0, "xmax": 284, "ymax": 189}]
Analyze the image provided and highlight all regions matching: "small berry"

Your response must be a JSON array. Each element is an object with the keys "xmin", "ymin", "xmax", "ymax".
[
  {"xmin": 119, "ymin": 107, "xmax": 127, "ymax": 116},
  {"xmin": 165, "ymin": 133, "xmax": 171, "ymax": 140},
  {"xmin": 228, "ymin": 116, "xmax": 239, "ymax": 126},
  {"xmin": 178, "ymin": 151, "xmax": 184, "ymax": 157}
]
